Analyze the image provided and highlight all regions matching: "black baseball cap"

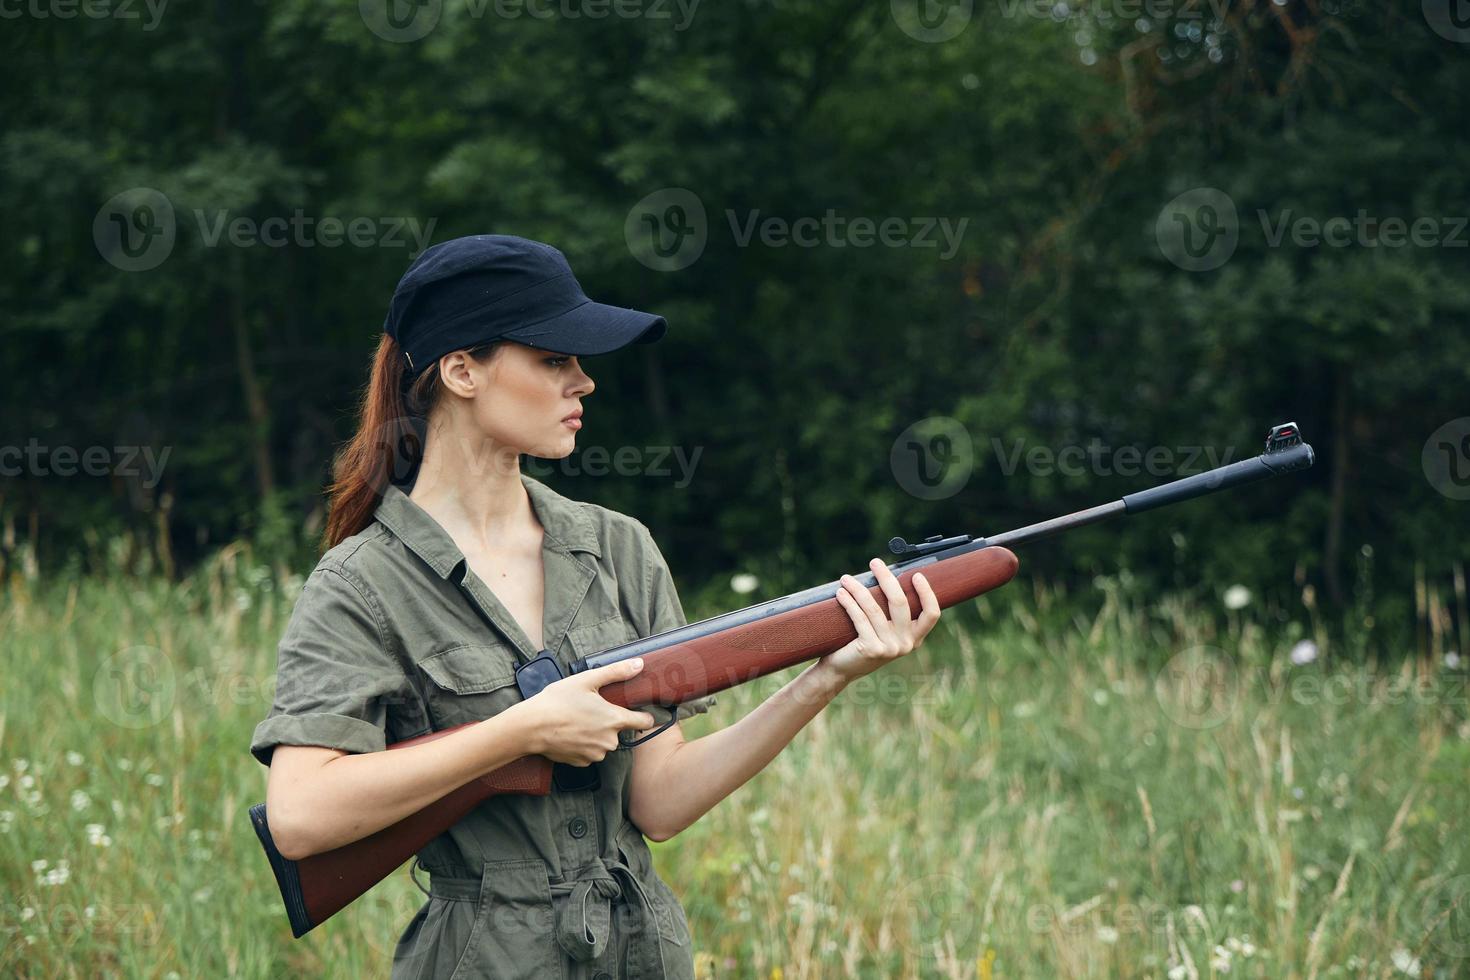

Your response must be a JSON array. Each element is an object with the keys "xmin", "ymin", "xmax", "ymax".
[{"xmin": 384, "ymin": 234, "xmax": 667, "ymax": 377}]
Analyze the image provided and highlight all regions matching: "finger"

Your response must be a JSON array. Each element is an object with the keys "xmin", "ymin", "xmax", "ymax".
[
  {"xmin": 835, "ymin": 585, "xmax": 882, "ymax": 645},
  {"xmin": 913, "ymin": 572, "xmax": 942, "ymax": 635},
  {"xmin": 870, "ymin": 557, "xmax": 913, "ymax": 632},
  {"xmin": 843, "ymin": 573, "xmax": 895, "ymax": 641},
  {"xmin": 581, "ymin": 657, "xmax": 644, "ymax": 688},
  {"xmin": 621, "ymin": 709, "xmax": 657, "ymax": 730}
]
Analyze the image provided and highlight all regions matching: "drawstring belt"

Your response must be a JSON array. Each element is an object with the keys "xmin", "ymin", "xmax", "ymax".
[
  {"xmin": 549, "ymin": 855, "xmax": 667, "ymax": 977},
  {"xmin": 415, "ymin": 855, "xmax": 667, "ymax": 978}
]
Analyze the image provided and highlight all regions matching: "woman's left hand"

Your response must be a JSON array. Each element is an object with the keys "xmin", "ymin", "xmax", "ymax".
[{"xmin": 819, "ymin": 557, "xmax": 942, "ymax": 683}]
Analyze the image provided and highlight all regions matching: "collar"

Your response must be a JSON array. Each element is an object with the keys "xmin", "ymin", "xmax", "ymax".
[{"xmin": 373, "ymin": 472, "xmax": 603, "ymax": 579}]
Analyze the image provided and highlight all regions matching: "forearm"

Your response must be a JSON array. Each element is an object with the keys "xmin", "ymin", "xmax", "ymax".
[
  {"xmin": 631, "ymin": 660, "xmax": 850, "ymax": 840},
  {"xmin": 269, "ymin": 702, "xmax": 540, "ymax": 859}
]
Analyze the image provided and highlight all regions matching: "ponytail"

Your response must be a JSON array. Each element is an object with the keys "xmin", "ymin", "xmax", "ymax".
[{"xmin": 323, "ymin": 334, "xmax": 501, "ymax": 550}]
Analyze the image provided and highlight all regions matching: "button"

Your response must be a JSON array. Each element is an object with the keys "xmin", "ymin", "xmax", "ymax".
[{"xmin": 568, "ymin": 817, "xmax": 588, "ymax": 839}]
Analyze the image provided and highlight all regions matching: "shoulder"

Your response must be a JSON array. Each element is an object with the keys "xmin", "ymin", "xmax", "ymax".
[{"xmin": 302, "ymin": 524, "xmax": 399, "ymax": 608}]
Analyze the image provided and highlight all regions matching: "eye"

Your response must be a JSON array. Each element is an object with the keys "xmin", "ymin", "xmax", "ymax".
[{"xmin": 545, "ymin": 356, "xmax": 571, "ymax": 368}]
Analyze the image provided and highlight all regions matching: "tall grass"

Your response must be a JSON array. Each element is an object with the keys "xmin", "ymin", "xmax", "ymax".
[{"xmin": 2, "ymin": 551, "xmax": 1466, "ymax": 978}]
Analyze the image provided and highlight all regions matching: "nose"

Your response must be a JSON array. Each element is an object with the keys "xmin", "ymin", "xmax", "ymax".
[{"xmin": 571, "ymin": 359, "xmax": 594, "ymax": 396}]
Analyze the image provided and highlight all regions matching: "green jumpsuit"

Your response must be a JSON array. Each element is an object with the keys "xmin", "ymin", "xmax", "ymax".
[{"xmin": 250, "ymin": 474, "xmax": 715, "ymax": 979}]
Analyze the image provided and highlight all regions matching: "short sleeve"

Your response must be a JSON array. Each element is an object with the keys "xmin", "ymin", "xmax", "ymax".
[
  {"xmin": 249, "ymin": 565, "xmax": 411, "ymax": 767},
  {"xmin": 638, "ymin": 524, "xmax": 716, "ymax": 724}
]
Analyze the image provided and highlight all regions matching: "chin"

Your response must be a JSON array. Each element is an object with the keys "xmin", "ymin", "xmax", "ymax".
[{"xmin": 529, "ymin": 438, "xmax": 577, "ymax": 460}]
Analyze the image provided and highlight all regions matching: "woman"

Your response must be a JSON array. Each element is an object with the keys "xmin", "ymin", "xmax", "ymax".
[{"xmin": 249, "ymin": 234, "xmax": 943, "ymax": 979}]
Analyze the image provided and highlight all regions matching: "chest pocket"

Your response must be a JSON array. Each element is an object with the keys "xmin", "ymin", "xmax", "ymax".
[
  {"xmin": 565, "ymin": 615, "xmax": 640, "ymax": 664},
  {"xmin": 416, "ymin": 644, "xmax": 522, "ymax": 730}
]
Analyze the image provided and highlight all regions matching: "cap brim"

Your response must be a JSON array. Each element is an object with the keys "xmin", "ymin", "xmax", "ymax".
[{"xmin": 499, "ymin": 300, "xmax": 666, "ymax": 356}]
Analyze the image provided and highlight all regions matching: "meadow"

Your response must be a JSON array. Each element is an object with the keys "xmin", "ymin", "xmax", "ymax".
[{"xmin": 2, "ymin": 545, "xmax": 1466, "ymax": 978}]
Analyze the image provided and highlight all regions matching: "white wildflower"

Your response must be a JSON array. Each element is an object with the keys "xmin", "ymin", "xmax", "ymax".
[
  {"xmin": 1446, "ymin": 651, "xmax": 1462, "ymax": 669},
  {"xmin": 1391, "ymin": 948, "xmax": 1421, "ymax": 977},
  {"xmin": 730, "ymin": 573, "xmax": 760, "ymax": 594},
  {"xmin": 1210, "ymin": 944, "xmax": 1232, "ymax": 972},
  {"xmin": 1092, "ymin": 689, "xmax": 1109, "ymax": 705},
  {"xmin": 65, "ymin": 751, "xmax": 84, "ymax": 766},
  {"xmin": 71, "ymin": 790, "xmax": 91, "ymax": 812},
  {"xmin": 1167, "ymin": 966, "xmax": 1188, "ymax": 980},
  {"xmin": 31, "ymin": 859, "xmax": 47, "ymax": 872},
  {"xmin": 12, "ymin": 759, "xmax": 29, "ymax": 772},
  {"xmin": 20, "ymin": 906, "xmax": 35, "ymax": 922},
  {"xmin": 1013, "ymin": 701, "xmax": 1037, "ymax": 718},
  {"xmin": 1289, "ymin": 640, "xmax": 1319, "ymax": 666},
  {"xmin": 144, "ymin": 773, "xmax": 165, "ymax": 787},
  {"xmin": 20, "ymin": 774, "xmax": 34, "ymax": 790},
  {"xmin": 1224, "ymin": 584, "xmax": 1251, "ymax": 610},
  {"xmin": 0, "ymin": 774, "xmax": 8, "ymax": 790},
  {"xmin": 1096, "ymin": 925, "xmax": 1119, "ymax": 944},
  {"xmin": 118, "ymin": 758, "xmax": 133, "ymax": 771}
]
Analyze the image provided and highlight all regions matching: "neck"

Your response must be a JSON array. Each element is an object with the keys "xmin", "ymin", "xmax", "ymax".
[{"xmin": 408, "ymin": 412, "xmax": 538, "ymax": 548}]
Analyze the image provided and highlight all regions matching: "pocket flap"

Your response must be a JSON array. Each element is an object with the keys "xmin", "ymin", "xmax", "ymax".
[{"xmin": 417, "ymin": 645, "xmax": 518, "ymax": 695}]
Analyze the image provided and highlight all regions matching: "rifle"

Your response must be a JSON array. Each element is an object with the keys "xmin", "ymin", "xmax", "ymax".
[{"xmin": 249, "ymin": 422, "xmax": 1314, "ymax": 938}]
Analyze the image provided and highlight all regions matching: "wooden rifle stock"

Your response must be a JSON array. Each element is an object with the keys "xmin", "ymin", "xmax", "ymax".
[{"xmin": 249, "ymin": 545, "xmax": 1020, "ymax": 938}]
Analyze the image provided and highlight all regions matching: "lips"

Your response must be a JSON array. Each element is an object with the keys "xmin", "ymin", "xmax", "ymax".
[{"xmin": 562, "ymin": 410, "xmax": 583, "ymax": 422}]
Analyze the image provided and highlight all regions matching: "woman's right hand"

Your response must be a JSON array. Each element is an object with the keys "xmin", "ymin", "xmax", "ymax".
[{"xmin": 519, "ymin": 658, "xmax": 657, "ymax": 765}]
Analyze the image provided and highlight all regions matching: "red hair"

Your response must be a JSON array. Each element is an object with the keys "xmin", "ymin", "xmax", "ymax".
[{"xmin": 323, "ymin": 335, "xmax": 500, "ymax": 549}]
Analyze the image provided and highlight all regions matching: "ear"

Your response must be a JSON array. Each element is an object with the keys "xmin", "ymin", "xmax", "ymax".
[{"xmin": 436, "ymin": 350, "xmax": 480, "ymax": 399}]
